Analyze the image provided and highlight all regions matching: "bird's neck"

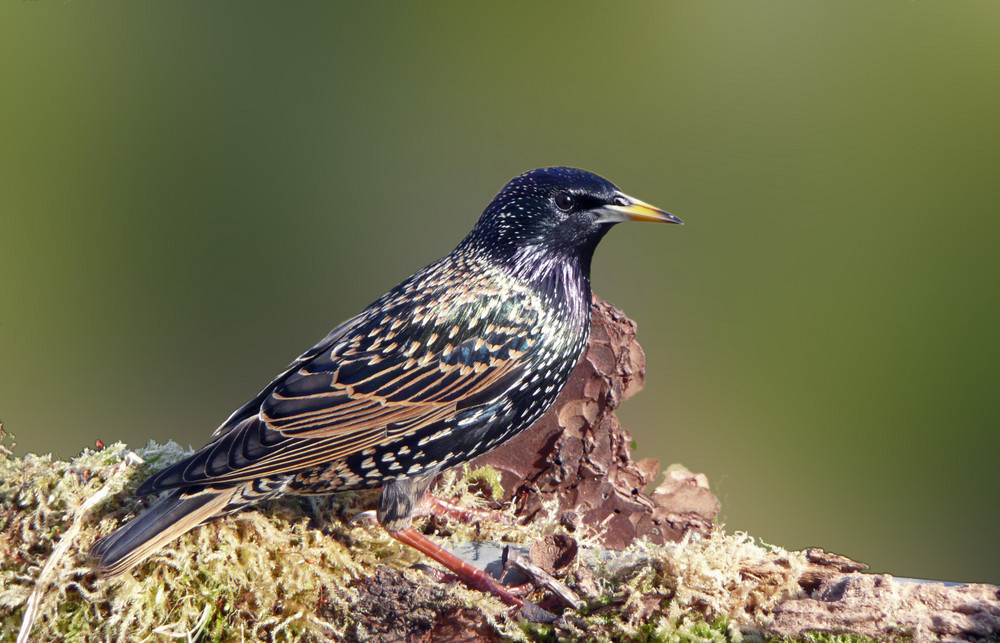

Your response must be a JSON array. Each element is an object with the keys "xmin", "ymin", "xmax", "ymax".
[{"xmin": 496, "ymin": 244, "xmax": 593, "ymax": 326}]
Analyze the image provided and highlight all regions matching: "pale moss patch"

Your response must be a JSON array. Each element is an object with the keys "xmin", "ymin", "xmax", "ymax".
[
  {"xmin": 594, "ymin": 531, "xmax": 804, "ymax": 632},
  {"xmin": 2, "ymin": 436, "xmax": 854, "ymax": 642},
  {"xmin": 1, "ymin": 438, "xmax": 519, "ymax": 642},
  {"xmin": 519, "ymin": 531, "xmax": 810, "ymax": 642}
]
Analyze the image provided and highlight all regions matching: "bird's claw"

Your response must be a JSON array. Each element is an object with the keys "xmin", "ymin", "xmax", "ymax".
[{"xmin": 349, "ymin": 510, "xmax": 378, "ymax": 525}]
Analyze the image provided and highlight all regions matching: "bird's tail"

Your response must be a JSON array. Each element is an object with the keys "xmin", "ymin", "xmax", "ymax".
[{"xmin": 89, "ymin": 487, "xmax": 240, "ymax": 577}]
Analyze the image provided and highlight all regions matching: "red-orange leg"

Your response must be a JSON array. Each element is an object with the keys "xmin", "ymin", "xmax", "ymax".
[
  {"xmin": 389, "ymin": 527, "xmax": 523, "ymax": 608},
  {"xmin": 418, "ymin": 494, "xmax": 513, "ymax": 525}
]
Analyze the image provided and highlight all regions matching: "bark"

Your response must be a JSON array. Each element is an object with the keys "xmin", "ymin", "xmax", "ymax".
[{"xmin": 472, "ymin": 296, "xmax": 719, "ymax": 549}]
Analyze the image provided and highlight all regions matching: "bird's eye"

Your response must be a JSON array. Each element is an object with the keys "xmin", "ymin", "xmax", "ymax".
[{"xmin": 554, "ymin": 192, "xmax": 574, "ymax": 211}]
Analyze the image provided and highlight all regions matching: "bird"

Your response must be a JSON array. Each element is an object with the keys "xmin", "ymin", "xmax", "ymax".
[{"xmin": 89, "ymin": 167, "xmax": 681, "ymax": 606}]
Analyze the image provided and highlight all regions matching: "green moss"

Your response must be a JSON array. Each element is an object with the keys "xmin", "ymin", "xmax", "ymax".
[
  {"xmin": 768, "ymin": 634, "xmax": 886, "ymax": 643},
  {"xmin": 462, "ymin": 464, "xmax": 506, "ymax": 502},
  {"xmin": 0, "ymin": 434, "xmax": 864, "ymax": 642}
]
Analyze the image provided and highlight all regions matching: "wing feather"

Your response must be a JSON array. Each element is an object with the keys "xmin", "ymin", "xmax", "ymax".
[{"xmin": 138, "ymin": 283, "xmax": 542, "ymax": 494}]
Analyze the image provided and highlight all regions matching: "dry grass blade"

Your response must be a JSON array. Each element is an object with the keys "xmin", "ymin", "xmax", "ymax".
[{"xmin": 16, "ymin": 451, "xmax": 144, "ymax": 643}]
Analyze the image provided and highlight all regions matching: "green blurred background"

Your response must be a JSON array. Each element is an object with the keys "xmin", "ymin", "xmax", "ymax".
[{"xmin": 2, "ymin": 1, "xmax": 998, "ymax": 583}]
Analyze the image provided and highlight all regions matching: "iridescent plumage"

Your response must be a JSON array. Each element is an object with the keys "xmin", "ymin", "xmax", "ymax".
[{"xmin": 90, "ymin": 167, "xmax": 680, "ymax": 602}]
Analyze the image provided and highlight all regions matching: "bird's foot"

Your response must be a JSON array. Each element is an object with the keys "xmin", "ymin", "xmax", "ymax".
[
  {"xmin": 501, "ymin": 581, "xmax": 535, "ymax": 598},
  {"xmin": 416, "ymin": 565, "xmax": 534, "ymax": 598},
  {"xmin": 417, "ymin": 493, "xmax": 513, "ymax": 525},
  {"xmin": 349, "ymin": 510, "xmax": 378, "ymax": 525},
  {"xmin": 389, "ymin": 527, "xmax": 522, "ymax": 607}
]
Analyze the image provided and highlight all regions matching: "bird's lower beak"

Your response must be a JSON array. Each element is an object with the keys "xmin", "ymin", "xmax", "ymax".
[{"xmin": 596, "ymin": 195, "xmax": 683, "ymax": 225}]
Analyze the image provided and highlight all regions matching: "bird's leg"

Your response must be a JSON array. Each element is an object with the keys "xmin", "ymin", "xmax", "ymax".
[
  {"xmin": 380, "ymin": 476, "xmax": 526, "ymax": 608},
  {"xmin": 416, "ymin": 493, "xmax": 513, "ymax": 525},
  {"xmin": 388, "ymin": 527, "xmax": 523, "ymax": 608}
]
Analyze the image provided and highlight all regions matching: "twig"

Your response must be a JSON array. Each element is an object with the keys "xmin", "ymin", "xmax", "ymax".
[{"xmin": 503, "ymin": 547, "xmax": 582, "ymax": 610}]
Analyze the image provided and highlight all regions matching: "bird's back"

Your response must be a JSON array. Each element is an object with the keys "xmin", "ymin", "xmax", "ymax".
[{"xmin": 137, "ymin": 250, "xmax": 592, "ymax": 500}]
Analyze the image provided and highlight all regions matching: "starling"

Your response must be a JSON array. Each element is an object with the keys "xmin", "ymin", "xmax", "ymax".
[{"xmin": 89, "ymin": 167, "xmax": 681, "ymax": 606}]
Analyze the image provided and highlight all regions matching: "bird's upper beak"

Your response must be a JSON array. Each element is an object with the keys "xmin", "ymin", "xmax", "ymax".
[{"xmin": 594, "ymin": 194, "xmax": 683, "ymax": 225}]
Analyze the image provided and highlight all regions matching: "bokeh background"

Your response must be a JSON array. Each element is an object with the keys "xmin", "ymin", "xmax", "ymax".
[{"xmin": 2, "ymin": 2, "xmax": 998, "ymax": 583}]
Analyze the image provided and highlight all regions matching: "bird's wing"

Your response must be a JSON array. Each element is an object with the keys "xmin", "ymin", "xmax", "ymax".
[
  {"xmin": 138, "ymin": 293, "xmax": 541, "ymax": 493},
  {"xmin": 208, "ymin": 311, "xmax": 368, "ymax": 440}
]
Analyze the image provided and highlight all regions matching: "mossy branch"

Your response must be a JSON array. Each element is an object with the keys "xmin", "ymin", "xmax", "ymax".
[
  {"xmin": 0, "ymin": 434, "xmax": 807, "ymax": 642},
  {"xmin": 2, "ymin": 301, "xmax": 997, "ymax": 642}
]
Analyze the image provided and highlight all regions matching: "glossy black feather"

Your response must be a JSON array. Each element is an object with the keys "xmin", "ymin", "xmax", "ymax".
[{"xmin": 93, "ymin": 167, "xmax": 678, "ymax": 577}]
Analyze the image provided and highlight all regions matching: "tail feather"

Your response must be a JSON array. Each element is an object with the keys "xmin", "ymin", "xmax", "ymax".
[{"xmin": 89, "ymin": 488, "xmax": 239, "ymax": 577}]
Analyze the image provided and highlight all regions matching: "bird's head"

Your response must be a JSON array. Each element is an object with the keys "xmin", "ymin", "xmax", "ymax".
[{"xmin": 462, "ymin": 167, "xmax": 681, "ymax": 271}]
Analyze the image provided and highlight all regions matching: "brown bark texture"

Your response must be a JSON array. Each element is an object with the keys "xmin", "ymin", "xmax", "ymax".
[{"xmin": 471, "ymin": 295, "xmax": 719, "ymax": 549}]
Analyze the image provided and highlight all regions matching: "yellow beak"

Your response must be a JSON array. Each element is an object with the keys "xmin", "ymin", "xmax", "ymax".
[{"xmin": 596, "ymin": 195, "xmax": 683, "ymax": 225}]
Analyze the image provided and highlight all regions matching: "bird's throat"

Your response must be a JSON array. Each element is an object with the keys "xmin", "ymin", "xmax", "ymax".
[{"xmin": 504, "ymin": 245, "xmax": 592, "ymax": 327}]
